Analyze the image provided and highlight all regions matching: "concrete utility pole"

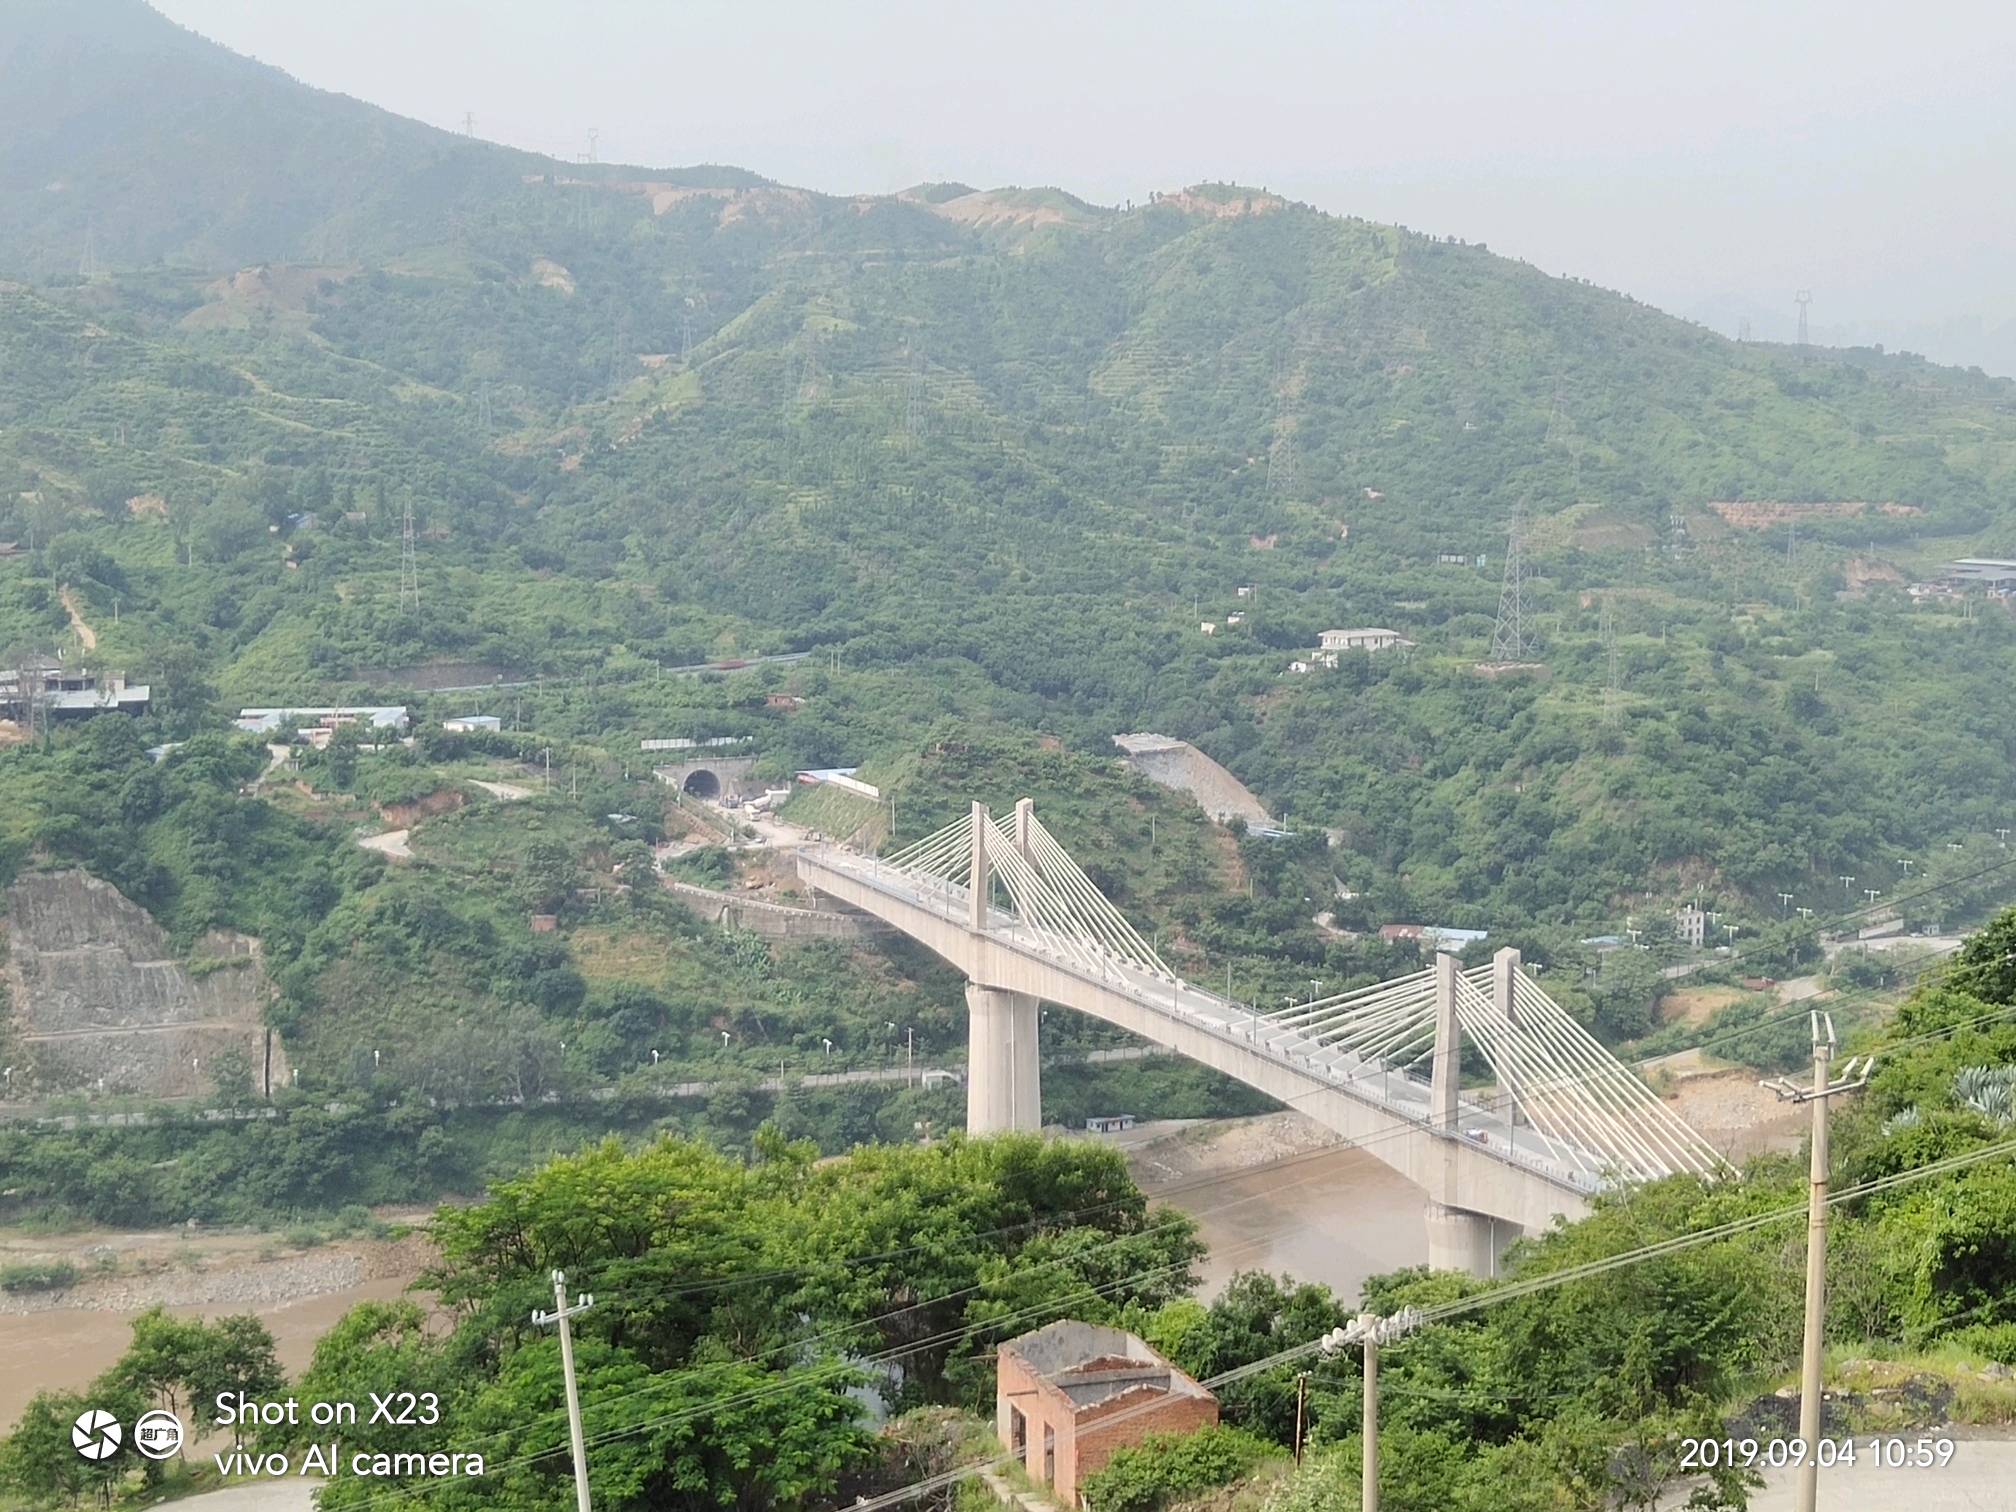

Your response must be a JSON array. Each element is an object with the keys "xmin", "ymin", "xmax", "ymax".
[
  {"xmin": 1762, "ymin": 1015, "xmax": 1871, "ymax": 1512},
  {"xmin": 534, "ymin": 1270, "xmax": 597, "ymax": 1512},
  {"xmin": 1321, "ymin": 1307, "xmax": 1423, "ymax": 1512}
]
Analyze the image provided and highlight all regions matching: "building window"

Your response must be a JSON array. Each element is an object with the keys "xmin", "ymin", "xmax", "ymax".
[
  {"xmin": 1042, "ymin": 1424, "xmax": 1055, "ymax": 1485},
  {"xmin": 1010, "ymin": 1407, "xmax": 1026, "ymax": 1462}
]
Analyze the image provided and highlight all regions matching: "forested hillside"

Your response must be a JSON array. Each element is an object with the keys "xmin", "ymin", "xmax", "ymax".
[{"xmin": 5, "ymin": 0, "xmax": 2016, "ymax": 951}]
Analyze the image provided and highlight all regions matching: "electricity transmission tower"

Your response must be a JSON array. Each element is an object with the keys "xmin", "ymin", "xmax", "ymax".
[
  {"xmin": 903, "ymin": 347, "xmax": 926, "ymax": 437},
  {"xmin": 1601, "ymin": 594, "xmax": 1621, "ymax": 722},
  {"xmin": 399, "ymin": 501, "xmax": 420, "ymax": 611},
  {"xmin": 1795, "ymin": 289, "xmax": 1812, "ymax": 349},
  {"xmin": 1488, "ymin": 501, "xmax": 1534, "ymax": 664}
]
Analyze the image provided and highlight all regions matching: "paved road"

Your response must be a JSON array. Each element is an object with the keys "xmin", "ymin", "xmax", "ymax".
[
  {"xmin": 1657, "ymin": 1434, "xmax": 2016, "ymax": 1510},
  {"xmin": 170, "ymin": 1479, "xmax": 323, "ymax": 1512}
]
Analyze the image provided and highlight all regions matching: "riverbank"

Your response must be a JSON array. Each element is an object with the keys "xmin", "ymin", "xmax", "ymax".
[{"xmin": 0, "ymin": 1219, "xmax": 436, "ymax": 1429}]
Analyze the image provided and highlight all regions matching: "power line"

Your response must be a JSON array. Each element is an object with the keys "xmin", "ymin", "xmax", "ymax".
[
  {"xmin": 333, "ymin": 973, "xmax": 2016, "ymax": 1510},
  {"xmin": 329, "ymin": 1191, "xmax": 1348, "ymax": 1511},
  {"xmin": 386, "ymin": 939, "xmax": 2012, "ymax": 1480},
  {"xmin": 306, "ymin": 867, "xmax": 2016, "ymax": 1497},
  {"xmin": 761, "ymin": 1132, "xmax": 2016, "ymax": 1512}
]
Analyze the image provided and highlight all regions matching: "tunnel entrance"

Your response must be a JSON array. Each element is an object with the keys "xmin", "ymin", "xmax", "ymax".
[{"xmin": 682, "ymin": 768, "xmax": 722, "ymax": 800}]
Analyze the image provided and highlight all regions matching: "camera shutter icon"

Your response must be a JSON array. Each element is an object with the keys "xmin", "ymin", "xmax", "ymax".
[{"xmin": 72, "ymin": 1409, "xmax": 123, "ymax": 1460}]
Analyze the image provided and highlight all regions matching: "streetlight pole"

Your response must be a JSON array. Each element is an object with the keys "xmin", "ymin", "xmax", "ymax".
[{"xmin": 1763, "ymin": 1014, "xmax": 1871, "ymax": 1512}]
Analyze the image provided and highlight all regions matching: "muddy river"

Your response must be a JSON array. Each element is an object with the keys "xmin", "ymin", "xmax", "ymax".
[
  {"xmin": 15, "ymin": 1112, "xmax": 1435, "ymax": 1435},
  {"xmin": 1159, "ymin": 1142, "xmax": 1429, "ymax": 1302},
  {"xmin": 0, "ymin": 1276, "xmax": 424, "ymax": 1430}
]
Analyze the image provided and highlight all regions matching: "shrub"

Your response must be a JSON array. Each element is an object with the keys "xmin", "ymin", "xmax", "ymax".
[
  {"xmin": 0, "ymin": 1261, "xmax": 79, "ymax": 1293},
  {"xmin": 1945, "ymin": 1322, "xmax": 2016, "ymax": 1365},
  {"xmin": 1079, "ymin": 1425, "xmax": 1275, "ymax": 1512}
]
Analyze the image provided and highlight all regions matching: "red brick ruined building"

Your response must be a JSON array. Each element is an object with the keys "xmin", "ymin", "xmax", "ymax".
[{"xmin": 996, "ymin": 1321, "xmax": 1218, "ymax": 1506}]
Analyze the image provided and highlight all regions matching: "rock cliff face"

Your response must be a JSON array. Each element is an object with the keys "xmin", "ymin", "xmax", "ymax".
[{"xmin": 2, "ymin": 870, "xmax": 287, "ymax": 1098}]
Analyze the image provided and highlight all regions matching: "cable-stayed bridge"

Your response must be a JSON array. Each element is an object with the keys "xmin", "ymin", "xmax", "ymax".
[{"xmin": 797, "ymin": 800, "xmax": 1728, "ymax": 1272}]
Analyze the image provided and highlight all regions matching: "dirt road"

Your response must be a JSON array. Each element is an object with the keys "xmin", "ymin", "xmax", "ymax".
[{"xmin": 60, "ymin": 584, "xmax": 98, "ymax": 651}]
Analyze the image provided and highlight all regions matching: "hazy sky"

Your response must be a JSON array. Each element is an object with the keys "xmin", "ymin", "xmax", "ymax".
[{"xmin": 154, "ymin": 0, "xmax": 2016, "ymax": 375}]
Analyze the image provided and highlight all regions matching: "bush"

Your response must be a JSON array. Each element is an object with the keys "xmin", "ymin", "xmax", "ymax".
[
  {"xmin": 1944, "ymin": 1322, "xmax": 2016, "ymax": 1365},
  {"xmin": 0, "ymin": 1261, "xmax": 79, "ymax": 1293},
  {"xmin": 1079, "ymin": 1425, "xmax": 1276, "ymax": 1512}
]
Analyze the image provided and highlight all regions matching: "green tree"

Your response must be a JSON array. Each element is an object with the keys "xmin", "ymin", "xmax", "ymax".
[
  {"xmin": 187, "ymin": 1316, "xmax": 286, "ymax": 1446},
  {"xmin": 326, "ymin": 722, "xmax": 363, "ymax": 789}
]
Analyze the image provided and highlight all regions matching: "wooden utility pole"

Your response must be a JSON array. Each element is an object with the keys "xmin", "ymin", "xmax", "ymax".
[
  {"xmin": 1293, "ymin": 1371, "xmax": 1308, "ymax": 1464},
  {"xmin": 533, "ymin": 1268, "xmax": 598, "ymax": 1512},
  {"xmin": 1763, "ymin": 1015, "xmax": 1871, "ymax": 1512}
]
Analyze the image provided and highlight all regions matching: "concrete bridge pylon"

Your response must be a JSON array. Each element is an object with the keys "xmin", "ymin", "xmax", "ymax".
[{"xmin": 964, "ymin": 800, "xmax": 1042, "ymax": 1133}]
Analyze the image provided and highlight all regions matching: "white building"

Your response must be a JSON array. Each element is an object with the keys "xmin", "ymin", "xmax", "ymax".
[
  {"xmin": 236, "ymin": 706, "xmax": 409, "ymax": 739},
  {"xmin": 443, "ymin": 715, "xmax": 502, "ymax": 733},
  {"xmin": 1945, "ymin": 558, "xmax": 2016, "ymax": 592},
  {"xmin": 1319, "ymin": 628, "xmax": 1412, "ymax": 654}
]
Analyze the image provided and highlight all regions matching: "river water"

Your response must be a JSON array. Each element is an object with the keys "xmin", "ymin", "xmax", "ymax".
[
  {"xmin": 1157, "ymin": 1143, "xmax": 1430, "ymax": 1304},
  {"xmin": 8, "ymin": 1144, "xmax": 1425, "ymax": 1428},
  {"xmin": 0, "ymin": 1276, "xmax": 419, "ymax": 1429}
]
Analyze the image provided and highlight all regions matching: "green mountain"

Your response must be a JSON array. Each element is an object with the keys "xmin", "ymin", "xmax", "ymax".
[
  {"xmin": 0, "ymin": 0, "xmax": 758, "ymax": 274},
  {"xmin": 4, "ymin": 0, "xmax": 2016, "ymax": 939}
]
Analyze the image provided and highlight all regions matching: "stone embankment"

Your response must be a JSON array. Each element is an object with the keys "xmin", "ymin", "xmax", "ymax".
[
  {"xmin": 1112, "ymin": 733, "xmax": 1272, "ymax": 827},
  {"xmin": 0, "ymin": 1229, "xmax": 433, "ymax": 1316}
]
